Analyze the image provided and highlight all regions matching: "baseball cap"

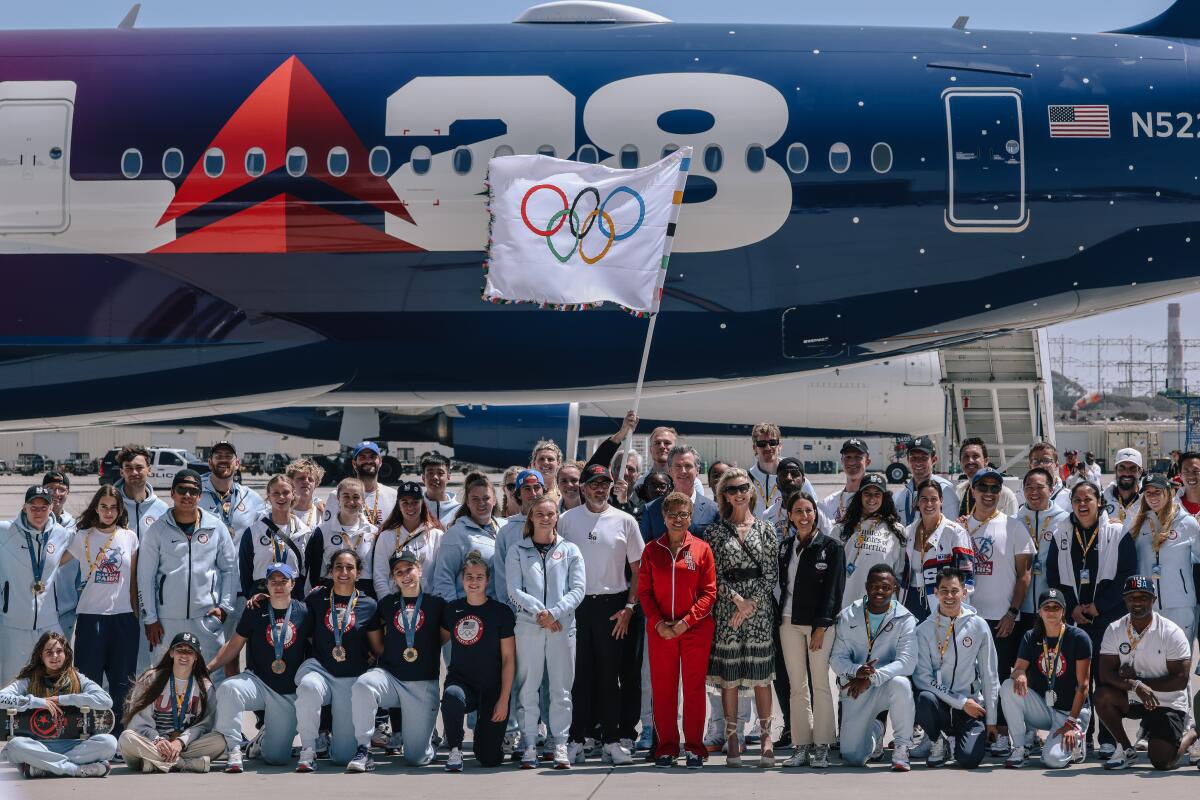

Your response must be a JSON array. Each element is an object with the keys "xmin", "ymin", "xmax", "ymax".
[
  {"xmin": 1123, "ymin": 575, "xmax": 1156, "ymax": 596},
  {"xmin": 908, "ymin": 436, "xmax": 935, "ymax": 455},
  {"xmin": 397, "ymin": 480, "xmax": 423, "ymax": 499},
  {"xmin": 170, "ymin": 631, "xmax": 203, "ymax": 654},
  {"xmin": 859, "ymin": 473, "xmax": 888, "ymax": 492},
  {"xmin": 1038, "ymin": 588, "xmax": 1066, "ymax": 609},
  {"xmin": 1142, "ymin": 474, "xmax": 1171, "ymax": 492},
  {"xmin": 211, "ymin": 441, "xmax": 237, "ymax": 456},
  {"xmin": 515, "ymin": 469, "xmax": 545, "ymax": 490},
  {"xmin": 353, "ymin": 441, "xmax": 381, "ymax": 459},
  {"xmin": 777, "ymin": 457, "xmax": 804, "ymax": 474},
  {"xmin": 1115, "ymin": 448, "xmax": 1143, "ymax": 469},
  {"xmin": 24, "ymin": 486, "xmax": 52, "ymax": 504},
  {"xmin": 388, "ymin": 549, "xmax": 421, "ymax": 571},
  {"xmin": 264, "ymin": 562, "xmax": 297, "ymax": 580},
  {"xmin": 42, "ymin": 471, "xmax": 69, "ymax": 488},
  {"xmin": 841, "ymin": 438, "xmax": 869, "ymax": 454},
  {"xmin": 581, "ymin": 464, "xmax": 613, "ymax": 484},
  {"xmin": 971, "ymin": 467, "xmax": 1004, "ymax": 486},
  {"xmin": 172, "ymin": 469, "xmax": 203, "ymax": 490}
]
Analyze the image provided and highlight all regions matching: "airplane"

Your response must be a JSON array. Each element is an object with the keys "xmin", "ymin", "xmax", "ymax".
[{"xmin": 2, "ymin": 0, "xmax": 1198, "ymax": 431}]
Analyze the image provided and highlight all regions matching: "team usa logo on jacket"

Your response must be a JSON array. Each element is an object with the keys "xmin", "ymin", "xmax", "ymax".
[
  {"xmin": 454, "ymin": 615, "xmax": 483, "ymax": 645},
  {"xmin": 197, "ymin": 532, "xmax": 210, "ymax": 544},
  {"xmin": 324, "ymin": 608, "xmax": 357, "ymax": 632},
  {"xmin": 1037, "ymin": 649, "xmax": 1067, "ymax": 678},
  {"xmin": 393, "ymin": 608, "xmax": 426, "ymax": 633},
  {"xmin": 265, "ymin": 620, "xmax": 299, "ymax": 649},
  {"xmin": 962, "ymin": 636, "xmax": 974, "ymax": 648}
]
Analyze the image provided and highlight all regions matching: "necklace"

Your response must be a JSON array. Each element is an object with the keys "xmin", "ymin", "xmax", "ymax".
[{"xmin": 81, "ymin": 527, "xmax": 119, "ymax": 587}]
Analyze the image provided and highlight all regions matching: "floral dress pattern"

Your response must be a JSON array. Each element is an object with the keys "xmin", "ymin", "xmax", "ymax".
[{"xmin": 705, "ymin": 517, "xmax": 779, "ymax": 687}]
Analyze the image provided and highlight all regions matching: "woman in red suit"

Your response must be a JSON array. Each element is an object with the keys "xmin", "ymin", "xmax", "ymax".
[{"xmin": 638, "ymin": 491, "xmax": 717, "ymax": 769}]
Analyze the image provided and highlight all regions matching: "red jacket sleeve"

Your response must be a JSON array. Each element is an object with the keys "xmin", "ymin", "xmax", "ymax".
[
  {"xmin": 683, "ymin": 542, "xmax": 717, "ymax": 629},
  {"xmin": 638, "ymin": 549, "xmax": 665, "ymax": 628}
]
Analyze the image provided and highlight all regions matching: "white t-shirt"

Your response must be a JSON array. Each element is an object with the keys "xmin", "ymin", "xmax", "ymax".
[
  {"xmin": 964, "ymin": 512, "xmax": 1034, "ymax": 620},
  {"xmin": 836, "ymin": 518, "xmax": 906, "ymax": 610},
  {"xmin": 1100, "ymin": 613, "xmax": 1191, "ymax": 713},
  {"xmin": 67, "ymin": 527, "xmax": 138, "ymax": 615},
  {"xmin": 559, "ymin": 504, "xmax": 644, "ymax": 595},
  {"xmin": 821, "ymin": 488, "xmax": 854, "ymax": 526}
]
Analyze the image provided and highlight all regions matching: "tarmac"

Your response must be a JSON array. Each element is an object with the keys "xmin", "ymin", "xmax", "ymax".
[{"xmin": 4, "ymin": 474, "xmax": 1200, "ymax": 797}]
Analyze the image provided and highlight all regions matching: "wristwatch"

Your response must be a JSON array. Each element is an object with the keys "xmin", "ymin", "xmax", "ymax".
[
  {"xmin": 624, "ymin": 601, "xmax": 637, "ymax": 611},
  {"xmin": 1007, "ymin": 606, "xmax": 1020, "ymax": 618}
]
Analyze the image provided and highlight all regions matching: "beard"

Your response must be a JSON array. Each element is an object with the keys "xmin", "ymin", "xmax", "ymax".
[
  {"xmin": 356, "ymin": 463, "xmax": 378, "ymax": 479},
  {"xmin": 1117, "ymin": 475, "xmax": 1137, "ymax": 491}
]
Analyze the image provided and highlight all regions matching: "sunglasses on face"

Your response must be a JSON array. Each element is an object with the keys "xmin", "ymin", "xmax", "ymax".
[
  {"xmin": 724, "ymin": 483, "xmax": 752, "ymax": 495},
  {"xmin": 754, "ymin": 439, "xmax": 780, "ymax": 448},
  {"xmin": 174, "ymin": 486, "xmax": 201, "ymax": 497},
  {"xmin": 975, "ymin": 483, "xmax": 1002, "ymax": 495}
]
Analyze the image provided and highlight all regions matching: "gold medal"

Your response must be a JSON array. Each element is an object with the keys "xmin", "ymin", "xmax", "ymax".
[
  {"xmin": 271, "ymin": 659, "xmax": 287, "ymax": 674},
  {"xmin": 32, "ymin": 581, "xmax": 44, "ymax": 594},
  {"xmin": 332, "ymin": 645, "xmax": 347, "ymax": 662},
  {"xmin": 403, "ymin": 647, "xmax": 418, "ymax": 663}
]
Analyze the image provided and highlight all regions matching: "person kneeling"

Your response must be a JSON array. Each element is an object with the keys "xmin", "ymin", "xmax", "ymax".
[
  {"xmin": 829, "ymin": 564, "xmax": 917, "ymax": 770},
  {"xmin": 913, "ymin": 568, "xmax": 998, "ymax": 769},
  {"xmin": 1, "ymin": 632, "xmax": 116, "ymax": 778},
  {"xmin": 1096, "ymin": 575, "xmax": 1196, "ymax": 770},
  {"xmin": 118, "ymin": 632, "xmax": 225, "ymax": 773}
]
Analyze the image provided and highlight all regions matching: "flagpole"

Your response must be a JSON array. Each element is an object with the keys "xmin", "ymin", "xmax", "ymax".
[{"xmin": 615, "ymin": 310, "xmax": 658, "ymax": 486}]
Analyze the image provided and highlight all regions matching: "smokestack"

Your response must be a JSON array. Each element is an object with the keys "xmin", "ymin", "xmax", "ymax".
[{"xmin": 1168, "ymin": 302, "xmax": 1183, "ymax": 391}]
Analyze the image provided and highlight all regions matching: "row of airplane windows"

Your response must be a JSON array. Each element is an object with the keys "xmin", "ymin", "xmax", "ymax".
[{"xmin": 119, "ymin": 141, "xmax": 895, "ymax": 179}]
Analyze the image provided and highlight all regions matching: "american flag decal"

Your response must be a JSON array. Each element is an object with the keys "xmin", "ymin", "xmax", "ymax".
[{"xmin": 1048, "ymin": 104, "xmax": 1110, "ymax": 138}]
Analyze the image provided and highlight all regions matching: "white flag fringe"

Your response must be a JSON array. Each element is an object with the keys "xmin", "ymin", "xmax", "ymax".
[{"xmin": 483, "ymin": 147, "xmax": 692, "ymax": 317}]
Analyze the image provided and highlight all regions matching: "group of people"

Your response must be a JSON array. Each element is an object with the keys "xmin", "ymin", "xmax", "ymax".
[{"xmin": 3, "ymin": 423, "xmax": 1200, "ymax": 779}]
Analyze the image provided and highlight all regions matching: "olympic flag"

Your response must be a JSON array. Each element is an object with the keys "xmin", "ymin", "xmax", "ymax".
[{"xmin": 483, "ymin": 147, "xmax": 692, "ymax": 316}]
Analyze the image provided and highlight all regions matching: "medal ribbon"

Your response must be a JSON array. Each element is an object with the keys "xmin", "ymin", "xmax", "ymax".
[
  {"xmin": 401, "ymin": 592, "xmax": 424, "ymax": 655},
  {"xmin": 864, "ymin": 601, "xmax": 894, "ymax": 661},
  {"xmin": 273, "ymin": 601, "xmax": 294, "ymax": 665},
  {"xmin": 169, "ymin": 673, "xmax": 194, "ymax": 732},
  {"xmin": 935, "ymin": 615, "xmax": 956, "ymax": 667},
  {"xmin": 330, "ymin": 588, "xmax": 360, "ymax": 653},
  {"xmin": 23, "ymin": 526, "xmax": 46, "ymax": 589},
  {"xmin": 1072, "ymin": 521, "xmax": 1099, "ymax": 559},
  {"xmin": 1125, "ymin": 620, "xmax": 1147, "ymax": 658},
  {"xmin": 81, "ymin": 527, "xmax": 119, "ymax": 587},
  {"xmin": 1041, "ymin": 633, "xmax": 1064, "ymax": 694}
]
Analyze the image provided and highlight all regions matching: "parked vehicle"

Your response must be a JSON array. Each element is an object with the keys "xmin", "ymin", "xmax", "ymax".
[{"xmin": 16, "ymin": 454, "xmax": 45, "ymax": 476}]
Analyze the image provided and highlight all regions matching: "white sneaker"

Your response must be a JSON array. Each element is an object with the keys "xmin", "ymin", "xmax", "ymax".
[
  {"xmin": 567, "ymin": 742, "xmax": 586, "ymax": 764},
  {"xmin": 606, "ymin": 742, "xmax": 633, "ymax": 765},
  {"xmin": 75, "ymin": 762, "xmax": 110, "ymax": 778},
  {"xmin": 870, "ymin": 720, "xmax": 885, "ymax": 762},
  {"xmin": 1188, "ymin": 737, "xmax": 1200, "ymax": 765},
  {"xmin": 553, "ymin": 744, "xmax": 571, "ymax": 770},
  {"xmin": 619, "ymin": 737, "xmax": 635, "ymax": 755},
  {"xmin": 990, "ymin": 734, "xmax": 1011, "ymax": 756},
  {"xmin": 1104, "ymin": 746, "xmax": 1138, "ymax": 770},
  {"xmin": 445, "ymin": 747, "xmax": 464, "ymax": 772},
  {"xmin": 927, "ymin": 736, "xmax": 947, "ymax": 768},
  {"xmin": 520, "ymin": 745, "xmax": 538, "ymax": 769},
  {"xmin": 295, "ymin": 747, "xmax": 317, "ymax": 773},
  {"xmin": 583, "ymin": 737, "xmax": 598, "ymax": 756},
  {"xmin": 891, "ymin": 744, "xmax": 910, "ymax": 772},
  {"xmin": 224, "ymin": 746, "xmax": 244, "ymax": 774},
  {"xmin": 502, "ymin": 730, "xmax": 519, "ymax": 756}
]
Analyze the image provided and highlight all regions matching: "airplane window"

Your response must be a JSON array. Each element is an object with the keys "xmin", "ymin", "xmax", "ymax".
[
  {"xmin": 537, "ymin": 144, "xmax": 557, "ymax": 157},
  {"xmin": 745, "ymin": 145, "xmax": 765, "ymax": 173},
  {"xmin": 786, "ymin": 143, "xmax": 809, "ymax": 174},
  {"xmin": 244, "ymin": 147, "xmax": 266, "ymax": 177},
  {"xmin": 203, "ymin": 147, "xmax": 224, "ymax": 178},
  {"xmin": 829, "ymin": 142, "xmax": 851, "ymax": 174},
  {"xmin": 704, "ymin": 145, "xmax": 723, "ymax": 173},
  {"xmin": 662, "ymin": 144, "xmax": 679, "ymax": 158},
  {"xmin": 161, "ymin": 148, "xmax": 184, "ymax": 179},
  {"xmin": 871, "ymin": 142, "xmax": 893, "ymax": 174},
  {"xmin": 286, "ymin": 146, "xmax": 307, "ymax": 177},
  {"xmin": 452, "ymin": 147, "xmax": 473, "ymax": 175},
  {"xmin": 369, "ymin": 146, "xmax": 391, "ymax": 176},
  {"xmin": 327, "ymin": 146, "xmax": 349, "ymax": 177},
  {"xmin": 411, "ymin": 145, "xmax": 432, "ymax": 175},
  {"xmin": 620, "ymin": 144, "xmax": 639, "ymax": 169},
  {"xmin": 121, "ymin": 148, "xmax": 142, "ymax": 179},
  {"xmin": 493, "ymin": 144, "xmax": 515, "ymax": 158},
  {"xmin": 576, "ymin": 144, "xmax": 599, "ymax": 164}
]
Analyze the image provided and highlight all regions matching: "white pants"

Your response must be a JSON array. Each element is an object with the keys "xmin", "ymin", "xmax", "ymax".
[
  {"xmin": 839, "ymin": 676, "xmax": 914, "ymax": 766},
  {"xmin": 515, "ymin": 621, "xmax": 576, "ymax": 747},
  {"xmin": 0, "ymin": 623, "xmax": 63, "ymax": 686},
  {"xmin": 152, "ymin": 616, "xmax": 225, "ymax": 681},
  {"xmin": 999, "ymin": 679, "xmax": 1092, "ymax": 768},
  {"xmin": 118, "ymin": 730, "xmax": 226, "ymax": 772},
  {"xmin": 5, "ymin": 734, "xmax": 116, "ymax": 776},
  {"xmin": 214, "ymin": 671, "xmax": 297, "ymax": 764},
  {"xmin": 351, "ymin": 669, "xmax": 439, "ymax": 765},
  {"xmin": 295, "ymin": 658, "xmax": 357, "ymax": 765}
]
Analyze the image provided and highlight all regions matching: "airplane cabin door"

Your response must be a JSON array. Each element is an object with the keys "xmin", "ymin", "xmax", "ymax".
[
  {"xmin": 944, "ymin": 88, "xmax": 1027, "ymax": 232},
  {"xmin": 0, "ymin": 99, "xmax": 71, "ymax": 233}
]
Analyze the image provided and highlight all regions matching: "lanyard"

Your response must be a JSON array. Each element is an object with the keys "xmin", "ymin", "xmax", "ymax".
[
  {"xmin": 1041, "ymin": 633, "xmax": 1064, "ymax": 691},
  {"xmin": 23, "ymin": 526, "xmax": 46, "ymax": 586},
  {"xmin": 270, "ymin": 518, "xmax": 293, "ymax": 563},
  {"xmin": 1073, "ymin": 522, "xmax": 1099, "ymax": 559},
  {"xmin": 935, "ymin": 614, "xmax": 956, "ymax": 667},
  {"xmin": 865, "ymin": 601, "xmax": 893, "ymax": 660},
  {"xmin": 966, "ymin": 509, "xmax": 1001, "ymax": 537},
  {"xmin": 395, "ymin": 524, "xmax": 427, "ymax": 554},
  {"xmin": 1125, "ymin": 620, "xmax": 1148, "ymax": 659},
  {"xmin": 169, "ymin": 674, "xmax": 193, "ymax": 732},
  {"xmin": 330, "ymin": 589, "xmax": 360, "ymax": 651},
  {"xmin": 81, "ymin": 527, "xmax": 119, "ymax": 586},
  {"xmin": 401, "ymin": 592, "xmax": 424, "ymax": 653},
  {"xmin": 211, "ymin": 485, "xmax": 236, "ymax": 527},
  {"xmin": 272, "ymin": 602, "xmax": 294, "ymax": 663}
]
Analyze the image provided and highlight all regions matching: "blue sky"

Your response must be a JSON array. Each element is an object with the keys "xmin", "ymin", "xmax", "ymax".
[{"xmin": 18, "ymin": 0, "xmax": 1194, "ymax": 350}]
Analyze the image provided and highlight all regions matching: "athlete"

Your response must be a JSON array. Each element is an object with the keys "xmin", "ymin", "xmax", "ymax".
[
  {"xmin": 421, "ymin": 452, "xmax": 462, "ymax": 524},
  {"xmin": 303, "ymin": 478, "xmax": 377, "ymax": 596},
  {"xmin": 323, "ymin": 442, "xmax": 397, "ymax": 527},
  {"xmin": 286, "ymin": 457, "xmax": 326, "ymax": 532},
  {"xmin": 820, "ymin": 438, "xmax": 871, "ymax": 525},
  {"xmin": 238, "ymin": 474, "xmax": 310, "ymax": 600},
  {"xmin": 1011, "ymin": 468, "xmax": 1071, "ymax": 634},
  {"xmin": 0, "ymin": 631, "xmax": 116, "ymax": 778},
  {"xmin": 44, "ymin": 471, "xmax": 80, "ymax": 641},
  {"xmin": 1102, "ymin": 448, "xmax": 1144, "ymax": 529},
  {"xmin": 435, "ymin": 473, "xmax": 505, "ymax": 601},
  {"xmin": 902, "ymin": 479, "xmax": 974, "ymax": 622},
  {"xmin": 118, "ymin": 631, "xmax": 226, "ymax": 773},
  {"xmin": 1126, "ymin": 474, "xmax": 1200, "ymax": 639},
  {"xmin": 372, "ymin": 480, "xmax": 444, "ymax": 597},
  {"xmin": 835, "ymin": 473, "xmax": 907, "ymax": 611},
  {"xmin": 893, "ymin": 436, "xmax": 958, "ymax": 526},
  {"xmin": 208, "ymin": 563, "xmax": 309, "ymax": 771}
]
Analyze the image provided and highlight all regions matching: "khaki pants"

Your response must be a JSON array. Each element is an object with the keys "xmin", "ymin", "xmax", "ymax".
[
  {"xmin": 118, "ymin": 730, "xmax": 226, "ymax": 772},
  {"xmin": 778, "ymin": 620, "xmax": 835, "ymax": 746}
]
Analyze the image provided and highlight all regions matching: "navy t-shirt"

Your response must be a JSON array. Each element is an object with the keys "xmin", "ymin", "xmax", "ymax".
[
  {"xmin": 236, "ymin": 599, "xmax": 309, "ymax": 695},
  {"xmin": 1017, "ymin": 625, "xmax": 1093, "ymax": 713},
  {"xmin": 304, "ymin": 589, "xmax": 377, "ymax": 678},
  {"xmin": 441, "ymin": 597, "xmax": 515, "ymax": 690},
  {"xmin": 367, "ymin": 592, "xmax": 446, "ymax": 682}
]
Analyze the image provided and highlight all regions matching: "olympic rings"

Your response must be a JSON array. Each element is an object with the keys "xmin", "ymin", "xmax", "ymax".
[{"xmin": 519, "ymin": 182, "xmax": 645, "ymax": 264}]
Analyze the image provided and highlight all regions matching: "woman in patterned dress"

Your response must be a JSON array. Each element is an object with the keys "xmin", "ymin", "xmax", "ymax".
[{"xmin": 705, "ymin": 468, "xmax": 779, "ymax": 768}]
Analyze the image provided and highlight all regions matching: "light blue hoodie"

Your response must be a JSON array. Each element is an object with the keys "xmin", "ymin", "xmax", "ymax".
[
  {"xmin": 433, "ymin": 514, "xmax": 504, "ymax": 600},
  {"xmin": 0, "ymin": 672, "xmax": 112, "ymax": 712},
  {"xmin": 114, "ymin": 479, "xmax": 170, "ymax": 540},
  {"xmin": 830, "ymin": 597, "xmax": 917, "ymax": 689},
  {"xmin": 913, "ymin": 604, "xmax": 1000, "ymax": 725},
  {"xmin": 138, "ymin": 508, "xmax": 236, "ymax": 624},
  {"xmin": 0, "ymin": 513, "xmax": 72, "ymax": 630},
  {"xmin": 506, "ymin": 535, "xmax": 586, "ymax": 625}
]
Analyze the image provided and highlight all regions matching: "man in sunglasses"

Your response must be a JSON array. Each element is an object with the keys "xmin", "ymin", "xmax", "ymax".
[
  {"xmin": 749, "ymin": 423, "xmax": 815, "ymax": 519},
  {"xmin": 138, "ymin": 469, "xmax": 237, "ymax": 680},
  {"xmin": 964, "ymin": 467, "xmax": 1034, "ymax": 758}
]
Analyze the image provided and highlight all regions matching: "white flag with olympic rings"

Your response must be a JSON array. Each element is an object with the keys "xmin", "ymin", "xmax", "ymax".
[{"xmin": 483, "ymin": 147, "xmax": 692, "ymax": 316}]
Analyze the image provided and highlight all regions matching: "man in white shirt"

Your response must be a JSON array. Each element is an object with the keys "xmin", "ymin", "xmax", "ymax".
[
  {"xmin": 963, "ymin": 467, "xmax": 1034, "ymax": 757},
  {"xmin": 955, "ymin": 438, "xmax": 1018, "ymax": 519},
  {"xmin": 820, "ymin": 438, "xmax": 870, "ymax": 526},
  {"xmin": 559, "ymin": 465, "xmax": 644, "ymax": 766},
  {"xmin": 322, "ymin": 441, "xmax": 398, "ymax": 526},
  {"xmin": 893, "ymin": 436, "xmax": 957, "ymax": 526},
  {"xmin": 1096, "ymin": 576, "xmax": 1195, "ymax": 770},
  {"xmin": 1102, "ymin": 448, "xmax": 1143, "ymax": 529}
]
